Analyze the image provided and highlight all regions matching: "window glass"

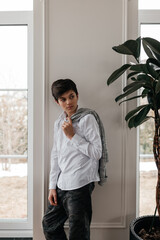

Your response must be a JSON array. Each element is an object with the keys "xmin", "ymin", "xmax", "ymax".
[
  {"xmin": 0, "ymin": 91, "xmax": 27, "ymax": 156},
  {"xmin": 0, "ymin": 26, "xmax": 28, "ymax": 219},
  {"xmin": 0, "ymin": 0, "xmax": 33, "ymax": 11},
  {"xmin": 0, "ymin": 157, "xmax": 27, "ymax": 219},
  {"xmin": 0, "ymin": 26, "xmax": 27, "ymax": 89},
  {"xmin": 139, "ymin": 0, "xmax": 160, "ymax": 9},
  {"xmin": 139, "ymin": 24, "xmax": 160, "ymax": 216},
  {"xmin": 140, "ymin": 24, "xmax": 160, "ymax": 61}
]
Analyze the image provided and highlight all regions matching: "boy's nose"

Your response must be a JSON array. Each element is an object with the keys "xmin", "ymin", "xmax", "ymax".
[{"xmin": 66, "ymin": 98, "xmax": 72, "ymax": 104}]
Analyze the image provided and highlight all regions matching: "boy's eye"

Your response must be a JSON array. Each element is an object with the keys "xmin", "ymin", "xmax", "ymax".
[
  {"xmin": 59, "ymin": 98, "xmax": 66, "ymax": 102},
  {"xmin": 58, "ymin": 94, "xmax": 75, "ymax": 102},
  {"xmin": 70, "ymin": 95, "xmax": 74, "ymax": 99}
]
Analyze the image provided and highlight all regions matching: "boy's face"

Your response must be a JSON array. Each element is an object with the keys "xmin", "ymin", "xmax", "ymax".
[{"xmin": 57, "ymin": 90, "xmax": 78, "ymax": 117}]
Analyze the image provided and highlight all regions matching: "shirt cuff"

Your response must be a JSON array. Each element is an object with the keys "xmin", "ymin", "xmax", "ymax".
[{"xmin": 49, "ymin": 182, "xmax": 57, "ymax": 190}]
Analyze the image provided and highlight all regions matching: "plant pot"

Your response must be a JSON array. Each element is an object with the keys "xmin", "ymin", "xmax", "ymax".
[{"xmin": 130, "ymin": 215, "xmax": 160, "ymax": 240}]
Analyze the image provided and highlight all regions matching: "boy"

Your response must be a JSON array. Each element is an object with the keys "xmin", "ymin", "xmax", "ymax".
[{"xmin": 42, "ymin": 79, "xmax": 108, "ymax": 240}]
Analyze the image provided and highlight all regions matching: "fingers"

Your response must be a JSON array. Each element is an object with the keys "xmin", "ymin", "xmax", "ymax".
[
  {"xmin": 53, "ymin": 192, "xmax": 57, "ymax": 205},
  {"xmin": 48, "ymin": 189, "xmax": 58, "ymax": 206},
  {"xmin": 62, "ymin": 120, "xmax": 71, "ymax": 132},
  {"xmin": 62, "ymin": 121, "xmax": 69, "ymax": 128},
  {"xmin": 67, "ymin": 117, "xmax": 72, "ymax": 124},
  {"xmin": 62, "ymin": 118, "xmax": 74, "ymax": 139},
  {"xmin": 48, "ymin": 195, "xmax": 54, "ymax": 205},
  {"xmin": 62, "ymin": 117, "xmax": 72, "ymax": 127}
]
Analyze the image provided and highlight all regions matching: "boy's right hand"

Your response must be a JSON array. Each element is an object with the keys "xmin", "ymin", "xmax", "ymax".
[{"xmin": 48, "ymin": 189, "xmax": 58, "ymax": 206}]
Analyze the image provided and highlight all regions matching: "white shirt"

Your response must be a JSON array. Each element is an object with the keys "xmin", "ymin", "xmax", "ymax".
[{"xmin": 49, "ymin": 111, "xmax": 102, "ymax": 190}]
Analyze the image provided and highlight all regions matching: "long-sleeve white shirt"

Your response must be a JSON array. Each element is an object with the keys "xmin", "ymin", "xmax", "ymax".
[{"xmin": 49, "ymin": 111, "xmax": 102, "ymax": 190}]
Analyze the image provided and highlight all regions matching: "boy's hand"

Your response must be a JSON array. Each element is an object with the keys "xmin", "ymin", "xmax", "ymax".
[
  {"xmin": 62, "ymin": 117, "xmax": 75, "ymax": 139},
  {"xmin": 48, "ymin": 189, "xmax": 58, "ymax": 206}
]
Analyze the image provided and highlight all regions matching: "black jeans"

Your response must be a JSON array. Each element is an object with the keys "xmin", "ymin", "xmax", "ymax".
[{"xmin": 42, "ymin": 182, "xmax": 95, "ymax": 240}]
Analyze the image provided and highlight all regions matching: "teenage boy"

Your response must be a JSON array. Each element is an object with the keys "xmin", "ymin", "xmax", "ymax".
[{"xmin": 42, "ymin": 79, "xmax": 108, "ymax": 240}]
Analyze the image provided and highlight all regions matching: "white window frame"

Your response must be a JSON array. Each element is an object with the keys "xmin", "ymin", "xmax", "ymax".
[
  {"xmin": 137, "ymin": 9, "xmax": 160, "ymax": 216},
  {"xmin": 139, "ymin": 10, "xmax": 160, "ymax": 26},
  {"xmin": 0, "ymin": 12, "xmax": 33, "ymax": 237}
]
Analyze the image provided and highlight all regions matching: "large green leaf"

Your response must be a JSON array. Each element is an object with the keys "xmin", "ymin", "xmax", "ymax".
[
  {"xmin": 130, "ymin": 64, "xmax": 149, "ymax": 74},
  {"xmin": 127, "ymin": 105, "xmax": 151, "ymax": 128},
  {"xmin": 115, "ymin": 84, "xmax": 144, "ymax": 102},
  {"xmin": 123, "ymin": 82, "xmax": 144, "ymax": 92},
  {"xmin": 128, "ymin": 115, "xmax": 151, "ymax": 128},
  {"xmin": 128, "ymin": 115, "xmax": 137, "ymax": 128},
  {"xmin": 130, "ymin": 77, "xmax": 137, "ymax": 82},
  {"xmin": 146, "ymin": 59, "xmax": 159, "ymax": 79},
  {"xmin": 153, "ymin": 52, "xmax": 160, "ymax": 62},
  {"xmin": 147, "ymin": 58, "xmax": 160, "ymax": 68},
  {"xmin": 134, "ymin": 105, "xmax": 151, "ymax": 127},
  {"xmin": 139, "ymin": 116, "xmax": 152, "ymax": 125},
  {"xmin": 142, "ymin": 37, "xmax": 160, "ymax": 56},
  {"xmin": 125, "ymin": 104, "xmax": 149, "ymax": 121},
  {"xmin": 137, "ymin": 74, "xmax": 150, "ymax": 81},
  {"xmin": 142, "ymin": 88, "xmax": 150, "ymax": 97},
  {"xmin": 112, "ymin": 37, "xmax": 141, "ymax": 62},
  {"xmin": 107, "ymin": 64, "xmax": 131, "ymax": 85},
  {"xmin": 142, "ymin": 41, "xmax": 155, "ymax": 59},
  {"xmin": 136, "ymin": 37, "xmax": 141, "ymax": 61},
  {"xmin": 119, "ymin": 95, "xmax": 143, "ymax": 105},
  {"xmin": 156, "ymin": 76, "xmax": 160, "ymax": 94},
  {"xmin": 136, "ymin": 74, "xmax": 153, "ymax": 88},
  {"xmin": 127, "ymin": 71, "xmax": 139, "ymax": 79}
]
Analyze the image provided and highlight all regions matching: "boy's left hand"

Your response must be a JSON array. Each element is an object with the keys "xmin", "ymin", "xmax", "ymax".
[{"xmin": 62, "ymin": 117, "xmax": 75, "ymax": 139}]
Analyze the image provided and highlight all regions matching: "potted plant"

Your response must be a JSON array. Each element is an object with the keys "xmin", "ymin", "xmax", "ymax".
[{"xmin": 107, "ymin": 37, "xmax": 160, "ymax": 240}]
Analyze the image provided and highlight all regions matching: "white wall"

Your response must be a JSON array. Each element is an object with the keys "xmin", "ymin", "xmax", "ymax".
[
  {"xmin": 33, "ymin": 0, "xmax": 138, "ymax": 239},
  {"xmin": 48, "ymin": 0, "xmax": 125, "ymax": 228}
]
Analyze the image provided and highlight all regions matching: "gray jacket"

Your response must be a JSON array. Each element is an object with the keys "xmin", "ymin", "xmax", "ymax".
[{"xmin": 71, "ymin": 108, "xmax": 108, "ymax": 186}]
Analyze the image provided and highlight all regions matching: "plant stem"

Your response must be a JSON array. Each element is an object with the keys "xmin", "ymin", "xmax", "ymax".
[
  {"xmin": 149, "ymin": 206, "xmax": 157, "ymax": 233},
  {"xmin": 153, "ymin": 106, "xmax": 160, "ymax": 217}
]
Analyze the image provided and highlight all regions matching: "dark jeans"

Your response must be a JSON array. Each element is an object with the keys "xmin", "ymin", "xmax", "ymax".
[{"xmin": 42, "ymin": 182, "xmax": 95, "ymax": 240}]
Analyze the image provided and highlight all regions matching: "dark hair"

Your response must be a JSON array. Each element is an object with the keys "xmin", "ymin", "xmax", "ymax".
[{"xmin": 51, "ymin": 79, "xmax": 78, "ymax": 102}]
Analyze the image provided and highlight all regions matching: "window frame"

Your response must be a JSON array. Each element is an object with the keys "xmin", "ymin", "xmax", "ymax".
[
  {"xmin": 0, "ymin": 11, "xmax": 33, "ymax": 237},
  {"xmin": 139, "ymin": 0, "xmax": 160, "ymax": 10},
  {"xmin": 137, "ymin": 9, "xmax": 160, "ymax": 217},
  {"xmin": 139, "ymin": 10, "xmax": 160, "ymax": 25}
]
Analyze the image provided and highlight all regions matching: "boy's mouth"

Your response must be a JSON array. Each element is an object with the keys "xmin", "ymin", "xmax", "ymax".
[{"xmin": 67, "ymin": 106, "xmax": 73, "ymax": 110}]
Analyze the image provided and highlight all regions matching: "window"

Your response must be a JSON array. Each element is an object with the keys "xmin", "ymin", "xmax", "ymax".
[
  {"xmin": 0, "ymin": 26, "xmax": 28, "ymax": 220},
  {"xmin": 0, "ymin": 4, "xmax": 33, "ymax": 238},
  {"xmin": 0, "ymin": 0, "xmax": 33, "ymax": 11},
  {"xmin": 139, "ymin": 0, "xmax": 160, "ymax": 9},
  {"xmin": 138, "ymin": 3, "xmax": 160, "ymax": 217}
]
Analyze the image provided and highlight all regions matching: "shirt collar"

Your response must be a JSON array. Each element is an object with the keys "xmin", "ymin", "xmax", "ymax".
[{"xmin": 59, "ymin": 105, "xmax": 79, "ymax": 121}]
